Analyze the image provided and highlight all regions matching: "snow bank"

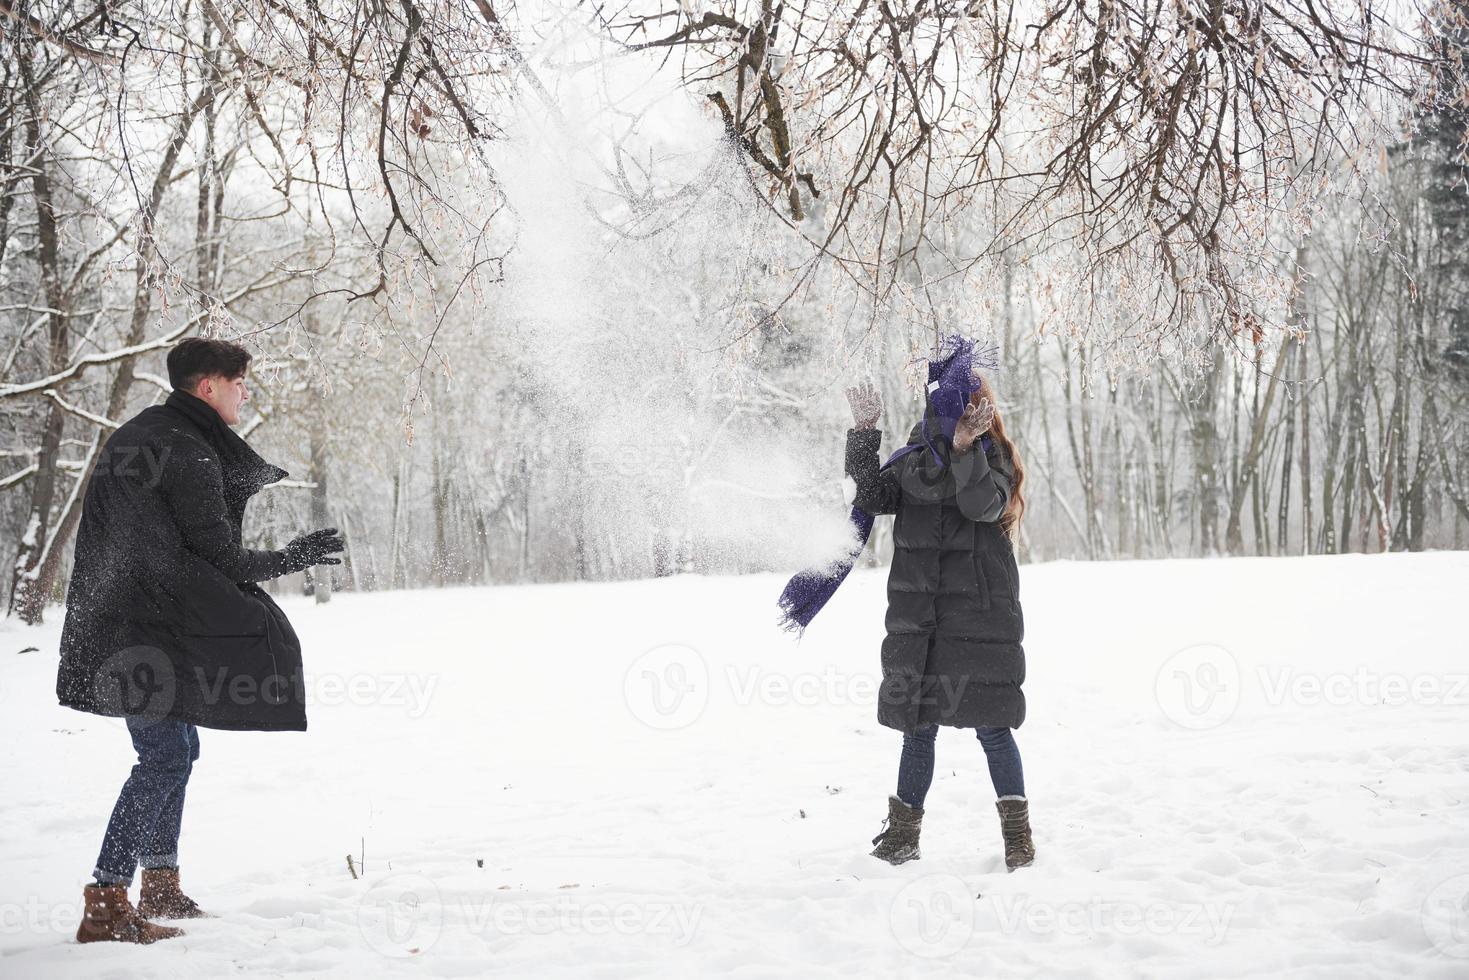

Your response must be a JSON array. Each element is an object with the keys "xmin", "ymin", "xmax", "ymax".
[{"xmin": 2, "ymin": 550, "xmax": 1467, "ymax": 977}]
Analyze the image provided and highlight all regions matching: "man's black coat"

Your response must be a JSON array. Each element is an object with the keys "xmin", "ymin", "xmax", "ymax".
[
  {"xmin": 57, "ymin": 389, "xmax": 307, "ymax": 731},
  {"xmin": 845, "ymin": 400, "xmax": 1025, "ymax": 734}
]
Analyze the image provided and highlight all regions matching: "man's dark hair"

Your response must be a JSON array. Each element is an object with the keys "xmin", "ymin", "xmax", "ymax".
[{"xmin": 167, "ymin": 338, "xmax": 252, "ymax": 392}]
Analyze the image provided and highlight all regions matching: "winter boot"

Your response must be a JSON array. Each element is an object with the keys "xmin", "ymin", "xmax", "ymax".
[
  {"xmin": 870, "ymin": 795, "xmax": 924, "ymax": 865},
  {"xmin": 75, "ymin": 884, "xmax": 184, "ymax": 944},
  {"xmin": 996, "ymin": 797, "xmax": 1035, "ymax": 871},
  {"xmin": 138, "ymin": 868, "xmax": 208, "ymax": 919}
]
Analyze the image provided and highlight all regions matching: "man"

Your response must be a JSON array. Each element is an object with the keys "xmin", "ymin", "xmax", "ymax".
[{"xmin": 56, "ymin": 338, "xmax": 344, "ymax": 944}]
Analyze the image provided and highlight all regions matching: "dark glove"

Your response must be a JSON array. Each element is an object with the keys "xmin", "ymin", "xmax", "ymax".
[{"xmin": 280, "ymin": 527, "xmax": 345, "ymax": 574}]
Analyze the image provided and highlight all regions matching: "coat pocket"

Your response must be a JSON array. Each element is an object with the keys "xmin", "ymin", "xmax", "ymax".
[
  {"xmin": 970, "ymin": 551, "xmax": 994, "ymax": 609},
  {"xmin": 978, "ymin": 552, "xmax": 1016, "ymax": 600},
  {"xmin": 176, "ymin": 632, "xmax": 289, "ymax": 715}
]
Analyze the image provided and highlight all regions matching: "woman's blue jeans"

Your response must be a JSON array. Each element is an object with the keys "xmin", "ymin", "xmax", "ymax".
[
  {"xmin": 92, "ymin": 716, "xmax": 200, "ymax": 885},
  {"xmin": 896, "ymin": 725, "xmax": 1024, "ymax": 809}
]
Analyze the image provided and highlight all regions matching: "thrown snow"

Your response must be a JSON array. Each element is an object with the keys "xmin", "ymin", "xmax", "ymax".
[{"xmin": 1, "ymin": 550, "xmax": 1468, "ymax": 978}]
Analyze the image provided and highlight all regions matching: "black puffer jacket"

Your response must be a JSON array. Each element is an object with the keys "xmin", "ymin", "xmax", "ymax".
[
  {"xmin": 57, "ymin": 390, "xmax": 307, "ymax": 731},
  {"xmin": 846, "ymin": 401, "xmax": 1025, "ymax": 734}
]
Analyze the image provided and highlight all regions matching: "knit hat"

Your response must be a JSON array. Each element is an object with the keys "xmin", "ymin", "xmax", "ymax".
[{"xmin": 917, "ymin": 335, "xmax": 1000, "ymax": 467}]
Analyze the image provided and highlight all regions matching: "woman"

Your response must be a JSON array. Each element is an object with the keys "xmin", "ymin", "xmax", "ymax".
[{"xmin": 844, "ymin": 342, "xmax": 1032, "ymax": 871}]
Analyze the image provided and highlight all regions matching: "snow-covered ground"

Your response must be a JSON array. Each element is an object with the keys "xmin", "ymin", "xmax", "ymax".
[{"xmin": 2, "ymin": 551, "xmax": 1467, "ymax": 978}]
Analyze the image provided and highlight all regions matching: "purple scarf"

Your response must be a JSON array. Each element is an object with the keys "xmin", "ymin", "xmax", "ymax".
[
  {"xmin": 775, "ymin": 442, "xmax": 915, "ymax": 637},
  {"xmin": 776, "ymin": 336, "xmax": 999, "ymax": 637}
]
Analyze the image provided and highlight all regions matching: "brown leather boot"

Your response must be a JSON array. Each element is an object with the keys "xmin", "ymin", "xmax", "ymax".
[
  {"xmin": 138, "ymin": 868, "xmax": 208, "ymax": 919},
  {"xmin": 996, "ymin": 797, "xmax": 1035, "ymax": 871},
  {"xmin": 870, "ymin": 795, "xmax": 924, "ymax": 865},
  {"xmin": 76, "ymin": 884, "xmax": 183, "ymax": 944}
]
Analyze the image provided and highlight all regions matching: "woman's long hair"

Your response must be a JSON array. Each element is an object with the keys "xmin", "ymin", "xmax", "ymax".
[{"xmin": 972, "ymin": 376, "xmax": 1025, "ymax": 546}]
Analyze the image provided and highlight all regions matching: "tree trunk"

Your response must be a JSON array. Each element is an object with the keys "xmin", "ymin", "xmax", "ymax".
[
  {"xmin": 1299, "ymin": 326, "xmax": 1314, "ymax": 554},
  {"xmin": 1225, "ymin": 334, "xmax": 1292, "ymax": 554},
  {"xmin": 310, "ymin": 407, "xmax": 333, "ymax": 604},
  {"xmin": 1189, "ymin": 345, "xmax": 1225, "ymax": 556},
  {"xmin": 7, "ymin": 49, "xmax": 70, "ymax": 623},
  {"xmin": 8, "ymin": 75, "xmax": 219, "ymax": 622}
]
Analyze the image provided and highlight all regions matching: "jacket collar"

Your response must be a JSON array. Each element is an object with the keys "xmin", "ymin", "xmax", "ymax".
[
  {"xmin": 165, "ymin": 388, "xmax": 225, "ymax": 436},
  {"xmin": 165, "ymin": 389, "xmax": 288, "ymax": 489}
]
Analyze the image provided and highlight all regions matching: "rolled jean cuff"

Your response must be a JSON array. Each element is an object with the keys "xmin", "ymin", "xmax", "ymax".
[
  {"xmin": 138, "ymin": 853, "xmax": 178, "ymax": 870},
  {"xmin": 92, "ymin": 867, "xmax": 133, "ymax": 886}
]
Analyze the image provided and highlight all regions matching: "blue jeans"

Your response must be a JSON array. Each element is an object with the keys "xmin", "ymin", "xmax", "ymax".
[
  {"xmin": 896, "ymin": 725, "xmax": 1024, "ymax": 809},
  {"xmin": 92, "ymin": 717, "xmax": 200, "ymax": 885}
]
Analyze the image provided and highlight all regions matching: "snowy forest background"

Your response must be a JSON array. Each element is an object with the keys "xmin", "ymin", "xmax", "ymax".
[{"xmin": 4, "ymin": 0, "xmax": 1469, "ymax": 621}]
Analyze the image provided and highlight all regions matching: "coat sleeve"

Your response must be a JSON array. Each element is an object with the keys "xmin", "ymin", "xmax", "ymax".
[
  {"xmin": 950, "ymin": 442, "xmax": 1014, "ymax": 523},
  {"xmin": 844, "ymin": 427, "xmax": 900, "ymax": 515},
  {"xmin": 898, "ymin": 437, "xmax": 1014, "ymax": 523},
  {"xmin": 159, "ymin": 445, "xmax": 285, "ymax": 583}
]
